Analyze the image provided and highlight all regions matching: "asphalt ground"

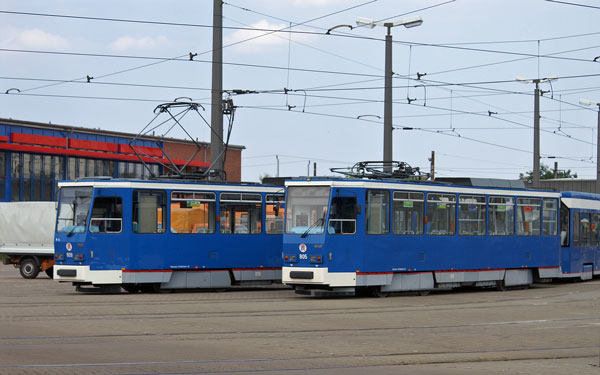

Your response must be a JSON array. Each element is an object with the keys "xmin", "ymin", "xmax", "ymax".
[{"xmin": 0, "ymin": 266, "xmax": 599, "ymax": 375}]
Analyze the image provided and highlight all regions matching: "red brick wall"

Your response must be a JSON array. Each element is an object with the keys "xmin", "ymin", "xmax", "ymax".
[{"xmin": 162, "ymin": 142, "xmax": 242, "ymax": 182}]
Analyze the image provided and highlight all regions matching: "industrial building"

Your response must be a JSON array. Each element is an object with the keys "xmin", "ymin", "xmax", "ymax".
[{"xmin": 0, "ymin": 118, "xmax": 243, "ymax": 202}]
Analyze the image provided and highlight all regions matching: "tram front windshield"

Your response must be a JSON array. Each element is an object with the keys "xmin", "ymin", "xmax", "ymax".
[
  {"xmin": 285, "ymin": 186, "xmax": 330, "ymax": 235},
  {"xmin": 56, "ymin": 186, "xmax": 93, "ymax": 234}
]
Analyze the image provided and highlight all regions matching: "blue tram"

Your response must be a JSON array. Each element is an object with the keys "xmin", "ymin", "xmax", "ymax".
[
  {"xmin": 281, "ymin": 178, "xmax": 600, "ymax": 296},
  {"xmin": 53, "ymin": 179, "xmax": 285, "ymax": 292}
]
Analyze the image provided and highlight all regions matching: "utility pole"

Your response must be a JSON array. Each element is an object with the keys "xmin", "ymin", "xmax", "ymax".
[
  {"xmin": 276, "ymin": 155, "xmax": 280, "ymax": 177},
  {"xmin": 210, "ymin": 0, "xmax": 224, "ymax": 178},
  {"xmin": 313, "ymin": 162, "xmax": 317, "ymax": 177},
  {"xmin": 429, "ymin": 150, "xmax": 435, "ymax": 180},
  {"xmin": 579, "ymin": 99, "xmax": 600, "ymax": 193},
  {"xmin": 553, "ymin": 161, "xmax": 558, "ymax": 179},
  {"xmin": 383, "ymin": 25, "xmax": 393, "ymax": 173},
  {"xmin": 516, "ymin": 76, "xmax": 557, "ymax": 189},
  {"xmin": 355, "ymin": 17, "xmax": 422, "ymax": 173},
  {"xmin": 533, "ymin": 79, "xmax": 540, "ymax": 188}
]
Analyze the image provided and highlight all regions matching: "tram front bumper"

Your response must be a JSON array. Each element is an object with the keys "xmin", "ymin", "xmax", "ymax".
[
  {"xmin": 282, "ymin": 267, "xmax": 356, "ymax": 287},
  {"xmin": 54, "ymin": 265, "xmax": 122, "ymax": 284}
]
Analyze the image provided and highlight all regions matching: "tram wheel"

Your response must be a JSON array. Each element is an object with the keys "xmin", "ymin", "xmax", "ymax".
[
  {"xmin": 417, "ymin": 290, "xmax": 431, "ymax": 296},
  {"xmin": 372, "ymin": 287, "xmax": 390, "ymax": 298},
  {"xmin": 122, "ymin": 284, "xmax": 141, "ymax": 293},
  {"xmin": 496, "ymin": 280, "xmax": 508, "ymax": 291}
]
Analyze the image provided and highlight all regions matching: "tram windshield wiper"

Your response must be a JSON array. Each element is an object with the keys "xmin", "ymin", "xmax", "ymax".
[{"xmin": 301, "ymin": 215, "xmax": 325, "ymax": 238}]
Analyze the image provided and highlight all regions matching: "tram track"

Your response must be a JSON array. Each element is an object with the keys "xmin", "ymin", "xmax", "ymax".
[
  {"xmin": 1, "ymin": 289, "xmax": 596, "ymax": 323},
  {"xmin": 1, "ymin": 316, "xmax": 598, "ymax": 344},
  {"xmin": 2, "ymin": 346, "xmax": 598, "ymax": 375}
]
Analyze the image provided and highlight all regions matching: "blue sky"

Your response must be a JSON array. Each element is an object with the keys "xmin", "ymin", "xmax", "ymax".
[{"xmin": 1, "ymin": 0, "xmax": 599, "ymax": 182}]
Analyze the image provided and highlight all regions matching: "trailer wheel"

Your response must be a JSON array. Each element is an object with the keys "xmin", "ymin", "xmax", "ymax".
[{"xmin": 19, "ymin": 258, "xmax": 40, "ymax": 279}]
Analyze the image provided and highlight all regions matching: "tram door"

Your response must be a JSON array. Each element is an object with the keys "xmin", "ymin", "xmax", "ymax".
[
  {"xmin": 560, "ymin": 202, "xmax": 569, "ymax": 247},
  {"xmin": 88, "ymin": 190, "xmax": 125, "ymax": 267}
]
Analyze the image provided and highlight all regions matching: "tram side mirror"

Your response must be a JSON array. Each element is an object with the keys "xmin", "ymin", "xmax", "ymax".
[{"xmin": 355, "ymin": 204, "xmax": 361, "ymax": 215}]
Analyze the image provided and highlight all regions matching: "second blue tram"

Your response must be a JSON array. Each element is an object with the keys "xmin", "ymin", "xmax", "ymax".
[
  {"xmin": 282, "ymin": 178, "xmax": 600, "ymax": 296},
  {"xmin": 53, "ymin": 179, "xmax": 285, "ymax": 292}
]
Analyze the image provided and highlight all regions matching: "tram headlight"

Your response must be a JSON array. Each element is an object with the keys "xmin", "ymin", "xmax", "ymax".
[
  {"xmin": 310, "ymin": 255, "xmax": 323, "ymax": 264},
  {"xmin": 284, "ymin": 255, "xmax": 297, "ymax": 263}
]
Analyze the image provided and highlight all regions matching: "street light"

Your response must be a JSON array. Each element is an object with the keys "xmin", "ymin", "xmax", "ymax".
[
  {"xmin": 579, "ymin": 99, "xmax": 600, "ymax": 193},
  {"xmin": 357, "ymin": 16, "xmax": 423, "ymax": 172},
  {"xmin": 516, "ymin": 76, "xmax": 558, "ymax": 188}
]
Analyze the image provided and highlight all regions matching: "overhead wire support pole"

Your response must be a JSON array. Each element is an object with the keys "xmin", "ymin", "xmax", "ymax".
[
  {"xmin": 516, "ymin": 76, "xmax": 557, "ymax": 189},
  {"xmin": 534, "ymin": 79, "xmax": 540, "ymax": 188},
  {"xmin": 383, "ymin": 24, "xmax": 393, "ymax": 173},
  {"xmin": 211, "ymin": 0, "xmax": 224, "ymax": 179},
  {"xmin": 579, "ymin": 99, "xmax": 600, "ymax": 194},
  {"xmin": 355, "ymin": 16, "xmax": 422, "ymax": 174}
]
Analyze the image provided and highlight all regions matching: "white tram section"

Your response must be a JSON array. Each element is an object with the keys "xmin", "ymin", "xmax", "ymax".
[{"xmin": 282, "ymin": 179, "xmax": 565, "ymax": 293}]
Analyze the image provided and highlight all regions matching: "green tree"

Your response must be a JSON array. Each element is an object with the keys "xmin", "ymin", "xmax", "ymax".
[{"xmin": 519, "ymin": 163, "xmax": 577, "ymax": 181}]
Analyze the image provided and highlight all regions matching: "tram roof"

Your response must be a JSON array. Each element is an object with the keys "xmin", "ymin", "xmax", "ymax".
[
  {"xmin": 285, "ymin": 177, "xmax": 561, "ymax": 198},
  {"xmin": 58, "ymin": 178, "xmax": 285, "ymax": 193}
]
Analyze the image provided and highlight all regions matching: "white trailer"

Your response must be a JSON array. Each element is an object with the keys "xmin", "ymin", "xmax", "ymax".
[{"xmin": 0, "ymin": 202, "xmax": 56, "ymax": 279}]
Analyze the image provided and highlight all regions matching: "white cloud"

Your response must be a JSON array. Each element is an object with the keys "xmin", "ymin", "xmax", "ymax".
[
  {"xmin": 225, "ymin": 20, "xmax": 294, "ymax": 53},
  {"xmin": 2, "ymin": 28, "xmax": 70, "ymax": 50},
  {"xmin": 109, "ymin": 35, "xmax": 169, "ymax": 51}
]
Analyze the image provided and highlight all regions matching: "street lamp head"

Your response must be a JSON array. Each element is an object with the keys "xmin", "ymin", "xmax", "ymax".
[
  {"xmin": 394, "ymin": 16, "xmax": 423, "ymax": 28},
  {"xmin": 357, "ymin": 16, "xmax": 423, "ymax": 29},
  {"xmin": 356, "ymin": 17, "xmax": 376, "ymax": 28},
  {"xmin": 579, "ymin": 99, "xmax": 600, "ymax": 107}
]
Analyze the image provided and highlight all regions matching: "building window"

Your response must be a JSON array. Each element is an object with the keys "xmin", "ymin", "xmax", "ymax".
[
  {"xmin": 426, "ymin": 193, "xmax": 456, "ymax": 236},
  {"xmin": 170, "ymin": 191, "xmax": 216, "ymax": 234},
  {"xmin": 10, "ymin": 152, "xmax": 63, "ymax": 201},
  {"xmin": 0, "ymin": 151, "xmax": 5, "ymax": 200},
  {"xmin": 392, "ymin": 191, "xmax": 424, "ymax": 235},
  {"xmin": 219, "ymin": 193, "xmax": 262, "ymax": 234},
  {"xmin": 458, "ymin": 195, "xmax": 486, "ymax": 236},
  {"xmin": 542, "ymin": 198, "xmax": 558, "ymax": 236},
  {"xmin": 118, "ymin": 161, "xmax": 157, "ymax": 179},
  {"xmin": 132, "ymin": 190, "xmax": 166, "ymax": 234},
  {"xmin": 489, "ymin": 197, "xmax": 514, "ymax": 236},
  {"xmin": 517, "ymin": 197, "xmax": 541, "ymax": 236},
  {"xmin": 366, "ymin": 190, "xmax": 389, "ymax": 235},
  {"xmin": 265, "ymin": 194, "xmax": 285, "ymax": 234}
]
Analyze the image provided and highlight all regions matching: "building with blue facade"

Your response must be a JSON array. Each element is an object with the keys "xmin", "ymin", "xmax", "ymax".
[{"xmin": 0, "ymin": 118, "xmax": 243, "ymax": 202}]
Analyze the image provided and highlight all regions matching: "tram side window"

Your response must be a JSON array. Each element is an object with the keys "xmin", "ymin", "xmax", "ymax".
[
  {"xmin": 542, "ymin": 198, "xmax": 558, "ymax": 236},
  {"xmin": 366, "ymin": 190, "xmax": 389, "ymax": 235},
  {"xmin": 580, "ymin": 213, "xmax": 591, "ymax": 247},
  {"xmin": 170, "ymin": 191, "xmax": 216, "ymax": 234},
  {"xmin": 458, "ymin": 195, "xmax": 486, "ymax": 236},
  {"xmin": 573, "ymin": 212, "xmax": 580, "ymax": 247},
  {"xmin": 488, "ymin": 197, "xmax": 514, "ymax": 236},
  {"xmin": 132, "ymin": 190, "xmax": 166, "ymax": 234},
  {"xmin": 265, "ymin": 194, "xmax": 285, "ymax": 234},
  {"xmin": 329, "ymin": 196, "xmax": 357, "ymax": 235},
  {"xmin": 516, "ymin": 198, "xmax": 541, "ymax": 236},
  {"xmin": 220, "ymin": 193, "xmax": 262, "ymax": 234},
  {"xmin": 426, "ymin": 193, "xmax": 456, "ymax": 236},
  {"xmin": 392, "ymin": 191, "xmax": 424, "ymax": 235},
  {"xmin": 90, "ymin": 197, "xmax": 123, "ymax": 233},
  {"xmin": 560, "ymin": 203, "xmax": 569, "ymax": 246},
  {"xmin": 592, "ymin": 213, "xmax": 600, "ymax": 247}
]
